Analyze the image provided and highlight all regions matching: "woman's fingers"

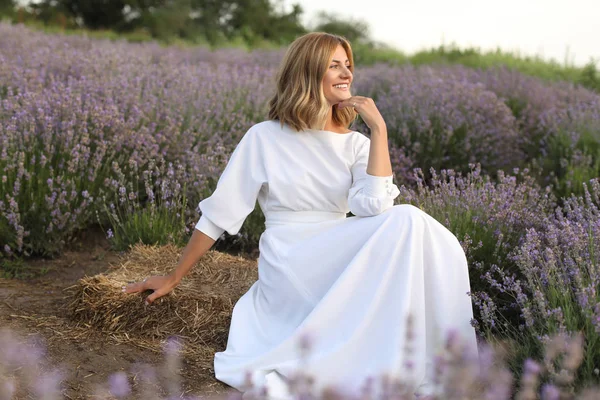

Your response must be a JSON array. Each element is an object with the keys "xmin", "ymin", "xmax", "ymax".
[
  {"xmin": 122, "ymin": 275, "xmax": 177, "ymax": 305},
  {"xmin": 122, "ymin": 279, "xmax": 148, "ymax": 294},
  {"xmin": 337, "ymin": 96, "xmax": 385, "ymax": 131},
  {"xmin": 146, "ymin": 289, "xmax": 165, "ymax": 305},
  {"xmin": 337, "ymin": 96, "xmax": 362, "ymax": 109}
]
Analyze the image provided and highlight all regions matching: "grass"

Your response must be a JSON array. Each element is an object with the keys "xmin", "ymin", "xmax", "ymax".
[{"xmin": 0, "ymin": 257, "xmax": 48, "ymax": 279}]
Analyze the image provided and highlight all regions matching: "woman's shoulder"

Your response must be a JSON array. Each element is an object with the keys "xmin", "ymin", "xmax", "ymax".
[
  {"xmin": 239, "ymin": 120, "xmax": 285, "ymax": 143},
  {"xmin": 248, "ymin": 120, "xmax": 285, "ymax": 134},
  {"xmin": 352, "ymin": 130, "xmax": 370, "ymax": 146},
  {"xmin": 232, "ymin": 121, "xmax": 274, "ymax": 143},
  {"xmin": 246, "ymin": 120, "xmax": 367, "ymax": 145}
]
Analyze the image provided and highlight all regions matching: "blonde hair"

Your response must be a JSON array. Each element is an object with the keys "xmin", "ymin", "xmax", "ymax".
[{"xmin": 268, "ymin": 32, "xmax": 357, "ymax": 132}]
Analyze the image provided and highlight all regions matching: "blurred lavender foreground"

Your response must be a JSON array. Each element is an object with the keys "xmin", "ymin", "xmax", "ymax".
[
  {"xmin": 2, "ymin": 21, "xmax": 600, "ymax": 399},
  {"xmin": 1, "ymin": 327, "xmax": 599, "ymax": 399}
]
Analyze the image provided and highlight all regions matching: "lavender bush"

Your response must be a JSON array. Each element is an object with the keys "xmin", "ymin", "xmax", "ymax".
[
  {"xmin": 498, "ymin": 179, "xmax": 600, "ymax": 384},
  {"xmin": 423, "ymin": 64, "xmax": 600, "ymax": 197},
  {"xmin": 397, "ymin": 165, "xmax": 556, "ymax": 329},
  {"xmin": 398, "ymin": 168, "xmax": 600, "ymax": 385},
  {"xmin": 353, "ymin": 65, "xmax": 522, "ymax": 178},
  {"xmin": 100, "ymin": 158, "xmax": 190, "ymax": 250},
  {"xmin": 352, "ymin": 63, "xmax": 600, "ymax": 194}
]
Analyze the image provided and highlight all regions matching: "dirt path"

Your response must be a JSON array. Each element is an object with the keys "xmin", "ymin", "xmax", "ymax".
[{"xmin": 0, "ymin": 240, "xmax": 231, "ymax": 399}]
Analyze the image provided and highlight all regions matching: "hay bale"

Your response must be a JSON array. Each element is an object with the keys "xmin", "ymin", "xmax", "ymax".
[{"xmin": 66, "ymin": 243, "xmax": 258, "ymax": 353}]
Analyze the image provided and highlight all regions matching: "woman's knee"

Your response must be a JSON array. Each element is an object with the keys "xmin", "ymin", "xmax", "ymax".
[{"xmin": 389, "ymin": 204, "xmax": 426, "ymax": 220}]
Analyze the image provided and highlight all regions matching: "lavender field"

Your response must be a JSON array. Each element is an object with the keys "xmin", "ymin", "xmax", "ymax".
[{"xmin": 1, "ymin": 22, "xmax": 600, "ymax": 398}]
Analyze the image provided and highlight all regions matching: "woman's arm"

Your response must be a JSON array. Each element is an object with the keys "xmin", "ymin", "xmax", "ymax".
[
  {"xmin": 123, "ymin": 229, "xmax": 215, "ymax": 304},
  {"xmin": 170, "ymin": 229, "xmax": 216, "ymax": 282},
  {"xmin": 124, "ymin": 124, "xmax": 266, "ymax": 305},
  {"xmin": 366, "ymin": 125, "xmax": 393, "ymax": 177},
  {"xmin": 338, "ymin": 96, "xmax": 399, "ymax": 217},
  {"xmin": 336, "ymin": 96, "xmax": 393, "ymax": 177}
]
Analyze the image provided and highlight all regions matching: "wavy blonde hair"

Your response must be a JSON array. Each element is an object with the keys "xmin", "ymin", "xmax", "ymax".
[{"xmin": 268, "ymin": 32, "xmax": 357, "ymax": 132}]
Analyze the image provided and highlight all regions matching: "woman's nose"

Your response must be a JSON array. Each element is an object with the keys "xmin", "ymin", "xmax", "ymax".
[{"xmin": 340, "ymin": 66, "xmax": 352, "ymax": 77}]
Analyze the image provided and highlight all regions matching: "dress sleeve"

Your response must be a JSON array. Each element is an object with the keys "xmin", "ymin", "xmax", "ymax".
[
  {"xmin": 194, "ymin": 127, "xmax": 266, "ymax": 240},
  {"xmin": 347, "ymin": 137, "xmax": 400, "ymax": 217}
]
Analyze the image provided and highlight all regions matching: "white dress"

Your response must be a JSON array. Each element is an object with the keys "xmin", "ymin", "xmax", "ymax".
[{"xmin": 195, "ymin": 120, "xmax": 478, "ymax": 396}]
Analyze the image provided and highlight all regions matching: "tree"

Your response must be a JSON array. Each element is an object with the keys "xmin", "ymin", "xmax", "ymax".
[
  {"xmin": 0, "ymin": 0, "xmax": 15, "ymax": 15},
  {"xmin": 133, "ymin": 0, "xmax": 193, "ymax": 39},
  {"xmin": 184, "ymin": 0, "xmax": 305, "ymax": 46},
  {"xmin": 223, "ymin": 0, "xmax": 305, "ymax": 45},
  {"xmin": 57, "ymin": 0, "xmax": 130, "ymax": 29},
  {"xmin": 24, "ymin": 0, "xmax": 307, "ymax": 45},
  {"xmin": 311, "ymin": 11, "xmax": 372, "ymax": 45}
]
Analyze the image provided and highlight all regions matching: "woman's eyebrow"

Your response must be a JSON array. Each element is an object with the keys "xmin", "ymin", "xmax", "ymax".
[{"xmin": 331, "ymin": 59, "xmax": 350, "ymax": 63}]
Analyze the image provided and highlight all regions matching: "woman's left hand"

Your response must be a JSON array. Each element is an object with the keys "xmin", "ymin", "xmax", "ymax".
[{"xmin": 337, "ymin": 96, "xmax": 386, "ymax": 132}]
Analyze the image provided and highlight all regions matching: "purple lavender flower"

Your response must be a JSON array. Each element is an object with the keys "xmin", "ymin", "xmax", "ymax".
[
  {"xmin": 108, "ymin": 371, "xmax": 131, "ymax": 398},
  {"xmin": 541, "ymin": 384, "xmax": 560, "ymax": 400}
]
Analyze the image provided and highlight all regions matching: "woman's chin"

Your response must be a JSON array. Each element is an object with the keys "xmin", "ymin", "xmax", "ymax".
[{"xmin": 331, "ymin": 97, "xmax": 351, "ymax": 107}]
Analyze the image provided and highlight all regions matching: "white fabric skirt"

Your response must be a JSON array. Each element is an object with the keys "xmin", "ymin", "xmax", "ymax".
[{"xmin": 214, "ymin": 204, "xmax": 478, "ymax": 395}]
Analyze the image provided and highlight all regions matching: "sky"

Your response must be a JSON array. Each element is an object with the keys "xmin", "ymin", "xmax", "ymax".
[{"xmin": 281, "ymin": 0, "xmax": 599, "ymax": 67}]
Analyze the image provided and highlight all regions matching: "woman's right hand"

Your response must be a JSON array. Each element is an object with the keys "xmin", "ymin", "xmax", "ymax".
[{"xmin": 122, "ymin": 274, "xmax": 179, "ymax": 305}]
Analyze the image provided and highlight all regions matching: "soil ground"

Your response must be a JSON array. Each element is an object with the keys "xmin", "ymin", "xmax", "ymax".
[{"xmin": 0, "ymin": 232, "xmax": 234, "ymax": 399}]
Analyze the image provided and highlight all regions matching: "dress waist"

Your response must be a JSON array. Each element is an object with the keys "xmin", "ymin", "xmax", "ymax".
[{"xmin": 264, "ymin": 210, "xmax": 346, "ymax": 229}]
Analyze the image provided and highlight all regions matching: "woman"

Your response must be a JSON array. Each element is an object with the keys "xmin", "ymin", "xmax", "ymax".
[{"xmin": 124, "ymin": 32, "xmax": 478, "ymax": 399}]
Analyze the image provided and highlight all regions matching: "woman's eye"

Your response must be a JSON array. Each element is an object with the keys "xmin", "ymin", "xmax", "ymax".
[{"xmin": 330, "ymin": 65, "xmax": 351, "ymax": 69}]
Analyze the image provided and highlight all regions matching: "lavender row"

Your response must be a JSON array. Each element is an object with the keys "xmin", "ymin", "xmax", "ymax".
[
  {"xmin": 2, "ymin": 23, "xmax": 599, "ymax": 256},
  {"xmin": 0, "ymin": 23, "xmax": 275, "ymax": 255}
]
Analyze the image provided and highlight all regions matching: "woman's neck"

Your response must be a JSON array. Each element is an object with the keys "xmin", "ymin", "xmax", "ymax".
[{"xmin": 322, "ymin": 106, "xmax": 351, "ymax": 134}]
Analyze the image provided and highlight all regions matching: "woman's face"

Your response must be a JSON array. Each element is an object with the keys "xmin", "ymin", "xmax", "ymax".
[{"xmin": 322, "ymin": 44, "xmax": 353, "ymax": 106}]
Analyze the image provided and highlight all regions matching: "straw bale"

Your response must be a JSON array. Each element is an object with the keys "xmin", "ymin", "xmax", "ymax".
[{"xmin": 66, "ymin": 243, "xmax": 258, "ymax": 352}]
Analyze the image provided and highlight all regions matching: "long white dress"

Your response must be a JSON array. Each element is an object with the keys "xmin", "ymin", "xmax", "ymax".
[{"xmin": 195, "ymin": 120, "xmax": 478, "ymax": 396}]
